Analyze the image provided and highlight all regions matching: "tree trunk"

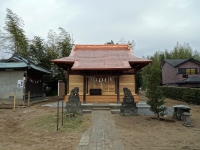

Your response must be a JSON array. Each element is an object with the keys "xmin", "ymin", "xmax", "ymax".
[{"xmin": 157, "ymin": 113, "xmax": 160, "ymax": 119}]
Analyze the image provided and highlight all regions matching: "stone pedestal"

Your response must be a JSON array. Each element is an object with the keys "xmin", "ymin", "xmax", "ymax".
[
  {"xmin": 120, "ymin": 89, "xmax": 138, "ymax": 116},
  {"xmin": 65, "ymin": 87, "xmax": 82, "ymax": 114},
  {"xmin": 182, "ymin": 112, "xmax": 194, "ymax": 127},
  {"xmin": 120, "ymin": 102, "xmax": 138, "ymax": 116},
  {"xmin": 123, "ymin": 97, "xmax": 134, "ymax": 103},
  {"xmin": 68, "ymin": 97, "xmax": 80, "ymax": 103},
  {"xmin": 65, "ymin": 102, "xmax": 82, "ymax": 114}
]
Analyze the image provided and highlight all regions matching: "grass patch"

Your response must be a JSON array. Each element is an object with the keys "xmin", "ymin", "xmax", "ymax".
[{"xmin": 26, "ymin": 113, "xmax": 91, "ymax": 133}]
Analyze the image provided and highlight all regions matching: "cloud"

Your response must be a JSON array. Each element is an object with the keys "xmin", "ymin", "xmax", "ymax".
[{"xmin": 0, "ymin": 0, "xmax": 199, "ymax": 58}]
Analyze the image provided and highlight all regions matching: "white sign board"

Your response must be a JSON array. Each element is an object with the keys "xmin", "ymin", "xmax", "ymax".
[{"xmin": 17, "ymin": 80, "xmax": 23, "ymax": 88}]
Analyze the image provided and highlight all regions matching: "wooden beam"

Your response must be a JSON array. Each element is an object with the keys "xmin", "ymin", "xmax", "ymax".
[
  {"xmin": 68, "ymin": 70, "xmax": 123, "ymax": 76},
  {"xmin": 83, "ymin": 75, "xmax": 86, "ymax": 103},
  {"xmin": 116, "ymin": 74, "xmax": 120, "ymax": 103}
]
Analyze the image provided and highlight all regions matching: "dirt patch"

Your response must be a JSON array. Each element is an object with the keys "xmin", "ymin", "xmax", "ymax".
[
  {"xmin": 150, "ymin": 117, "xmax": 176, "ymax": 123},
  {"xmin": 0, "ymin": 103, "xmax": 91, "ymax": 150},
  {"xmin": 113, "ymin": 92, "xmax": 200, "ymax": 150},
  {"xmin": 1, "ymin": 93, "xmax": 200, "ymax": 150}
]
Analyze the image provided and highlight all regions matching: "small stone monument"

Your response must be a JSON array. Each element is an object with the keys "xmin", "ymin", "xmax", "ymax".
[
  {"xmin": 65, "ymin": 87, "xmax": 82, "ymax": 114},
  {"xmin": 182, "ymin": 112, "xmax": 194, "ymax": 127},
  {"xmin": 120, "ymin": 87, "xmax": 138, "ymax": 116},
  {"xmin": 172, "ymin": 105, "xmax": 190, "ymax": 121}
]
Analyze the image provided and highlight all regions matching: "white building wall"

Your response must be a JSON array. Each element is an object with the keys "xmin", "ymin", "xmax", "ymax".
[{"xmin": 0, "ymin": 70, "xmax": 24, "ymax": 104}]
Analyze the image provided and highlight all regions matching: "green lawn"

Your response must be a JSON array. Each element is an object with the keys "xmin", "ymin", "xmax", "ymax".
[{"xmin": 26, "ymin": 113, "xmax": 91, "ymax": 133}]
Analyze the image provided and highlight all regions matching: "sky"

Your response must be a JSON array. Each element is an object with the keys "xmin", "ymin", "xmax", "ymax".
[{"xmin": 0, "ymin": 0, "xmax": 200, "ymax": 58}]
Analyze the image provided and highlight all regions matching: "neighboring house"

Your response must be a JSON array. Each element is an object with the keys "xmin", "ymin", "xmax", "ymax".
[
  {"xmin": 0, "ymin": 54, "xmax": 51, "ymax": 105},
  {"xmin": 162, "ymin": 58, "xmax": 200, "ymax": 88},
  {"xmin": 51, "ymin": 44, "xmax": 152, "ymax": 103}
]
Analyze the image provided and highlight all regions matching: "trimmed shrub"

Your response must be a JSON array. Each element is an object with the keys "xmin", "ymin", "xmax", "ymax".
[{"xmin": 159, "ymin": 86, "xmax": 200, "ymax": 104}]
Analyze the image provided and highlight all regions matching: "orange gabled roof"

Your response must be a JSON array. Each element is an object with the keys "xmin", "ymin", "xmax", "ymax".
[{"xmin": 51, "ymin": 44, "xmax": 152, "ymax": 70}]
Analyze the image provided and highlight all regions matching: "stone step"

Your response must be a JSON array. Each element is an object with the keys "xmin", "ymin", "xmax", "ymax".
[
  {"xmin": 82, "ymin": 109, "xmax": 92, "ymax": 114},
  {"xmin": 111, "ymin": 109, "xmax": 120, "ymax": 114},
  {"xmin": 92, "ymin": 107, "xmax": 110, "ymax": 110},
  {"xmin": 82, "ymin": 103, "xmax": 121, "ymax": 110}
]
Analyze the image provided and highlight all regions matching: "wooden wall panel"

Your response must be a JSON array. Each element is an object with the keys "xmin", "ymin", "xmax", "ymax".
[
  {"xmin": 65, "ymin": 74, "xmax": 137, "ymax": 103},
  {"xmin": 68, "ymin": 75, "xmax": 83, "ymax": 94},
  {"xmin": 68, "ymin": 75, "xmax": 135, "ymax": 95},
  {"xmin": 64, "ymin": 94, "xmax": 139, "ymax": 103},
  {"xmin": 87, "ymin": 76, "xmax": 116, "ymax": 95},
  {"xmin": 119, "ymin": 75, "xmax": 135, "ymax": 95}
]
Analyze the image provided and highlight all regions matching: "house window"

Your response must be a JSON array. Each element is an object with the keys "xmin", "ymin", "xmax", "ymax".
[
  {"xmin": 186, "ymin": 68, "xmax": 197, "ymax": 74},
  {"xmin": 178, "ymin": 68, "xmax": 198, "ymax": 74},
  {"xmin": 178, "ymin": 68, "xmax": 186, "ymax": 74},
  {"xmin": 190, "ymin": 69, "xmax": 196, "ymax": 74},
  {"xmin": 182, "ymin": 74, "xmax": 188, "ymax": 78},
  {"xmin": 186, "ymin": 69, "xmax": 190, "ymax": 74}
]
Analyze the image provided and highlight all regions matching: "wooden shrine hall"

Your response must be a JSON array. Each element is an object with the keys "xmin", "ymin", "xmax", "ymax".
[{"xmin": 51, "ymin": 44, "xmax": 152, "ymax": 103}]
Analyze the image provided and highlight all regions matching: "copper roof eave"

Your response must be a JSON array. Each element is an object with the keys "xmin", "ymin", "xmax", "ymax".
[
  {"xmin": 71, "ymin": 67, "xmax": 131, "ymax": 71},
  {"xmin": 51, "ymin": 60, "xmax": 75, "ymax": 63},
  {"xmin": 129, "ymin": 61, "xmax": 152, "ymax": 66},
  {"xmin": 53, "ymin": 63, "xmax": 73, "ymax": 70},
  {"xmin": 129, "ymin": 60, "xmax": 152, "ymax": 63},
  {"xmin": 129, "ymin": 61, "xmax": 152, "ymax": 69}
]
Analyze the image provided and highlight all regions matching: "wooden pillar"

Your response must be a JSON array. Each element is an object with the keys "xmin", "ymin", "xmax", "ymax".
[
  {"xmin": 13, "ymin": 93, "xmax": 16, "ymax": 110},
  {"xmin": 28, "ymin": 91, "xmax": 30, "ymax": 106},
  {"xmin": 65, "ymin": 70, "xmax": 69, "ymax": 94},
  {"xmin": 117, "ymin": 74, "xmax": 120, "ymax": 103},
  {"xmin": 83, "ymin": 75, "xmax": 86, "ymax": 103}
]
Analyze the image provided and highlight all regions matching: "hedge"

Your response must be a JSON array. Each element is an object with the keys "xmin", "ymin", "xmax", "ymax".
[{"xmin": 159, "ymin": 86, "xmax": 200, "ymax": 105}]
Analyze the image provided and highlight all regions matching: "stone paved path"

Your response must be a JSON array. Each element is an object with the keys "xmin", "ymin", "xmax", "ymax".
[{"xmin": 76, "ymin": 110, "xmax": 124, "ymax": 150}]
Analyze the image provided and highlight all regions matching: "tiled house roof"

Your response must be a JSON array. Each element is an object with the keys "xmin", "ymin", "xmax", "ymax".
[
  {"xmin": 179, "ymin": 76, "xmax": 200, "ymax": 84},
  {"xmin": 163, "ymin": 58, "xmax": 200, "ymax": 67},
  {"xmin": 0, "ymin": 54, "xmax": 51, "ymax": 74}
]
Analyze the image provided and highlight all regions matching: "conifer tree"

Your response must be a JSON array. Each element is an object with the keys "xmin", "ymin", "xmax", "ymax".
[{"xmin": 146, "ymin": 66, "xmax": 167, "ymax": 119}]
